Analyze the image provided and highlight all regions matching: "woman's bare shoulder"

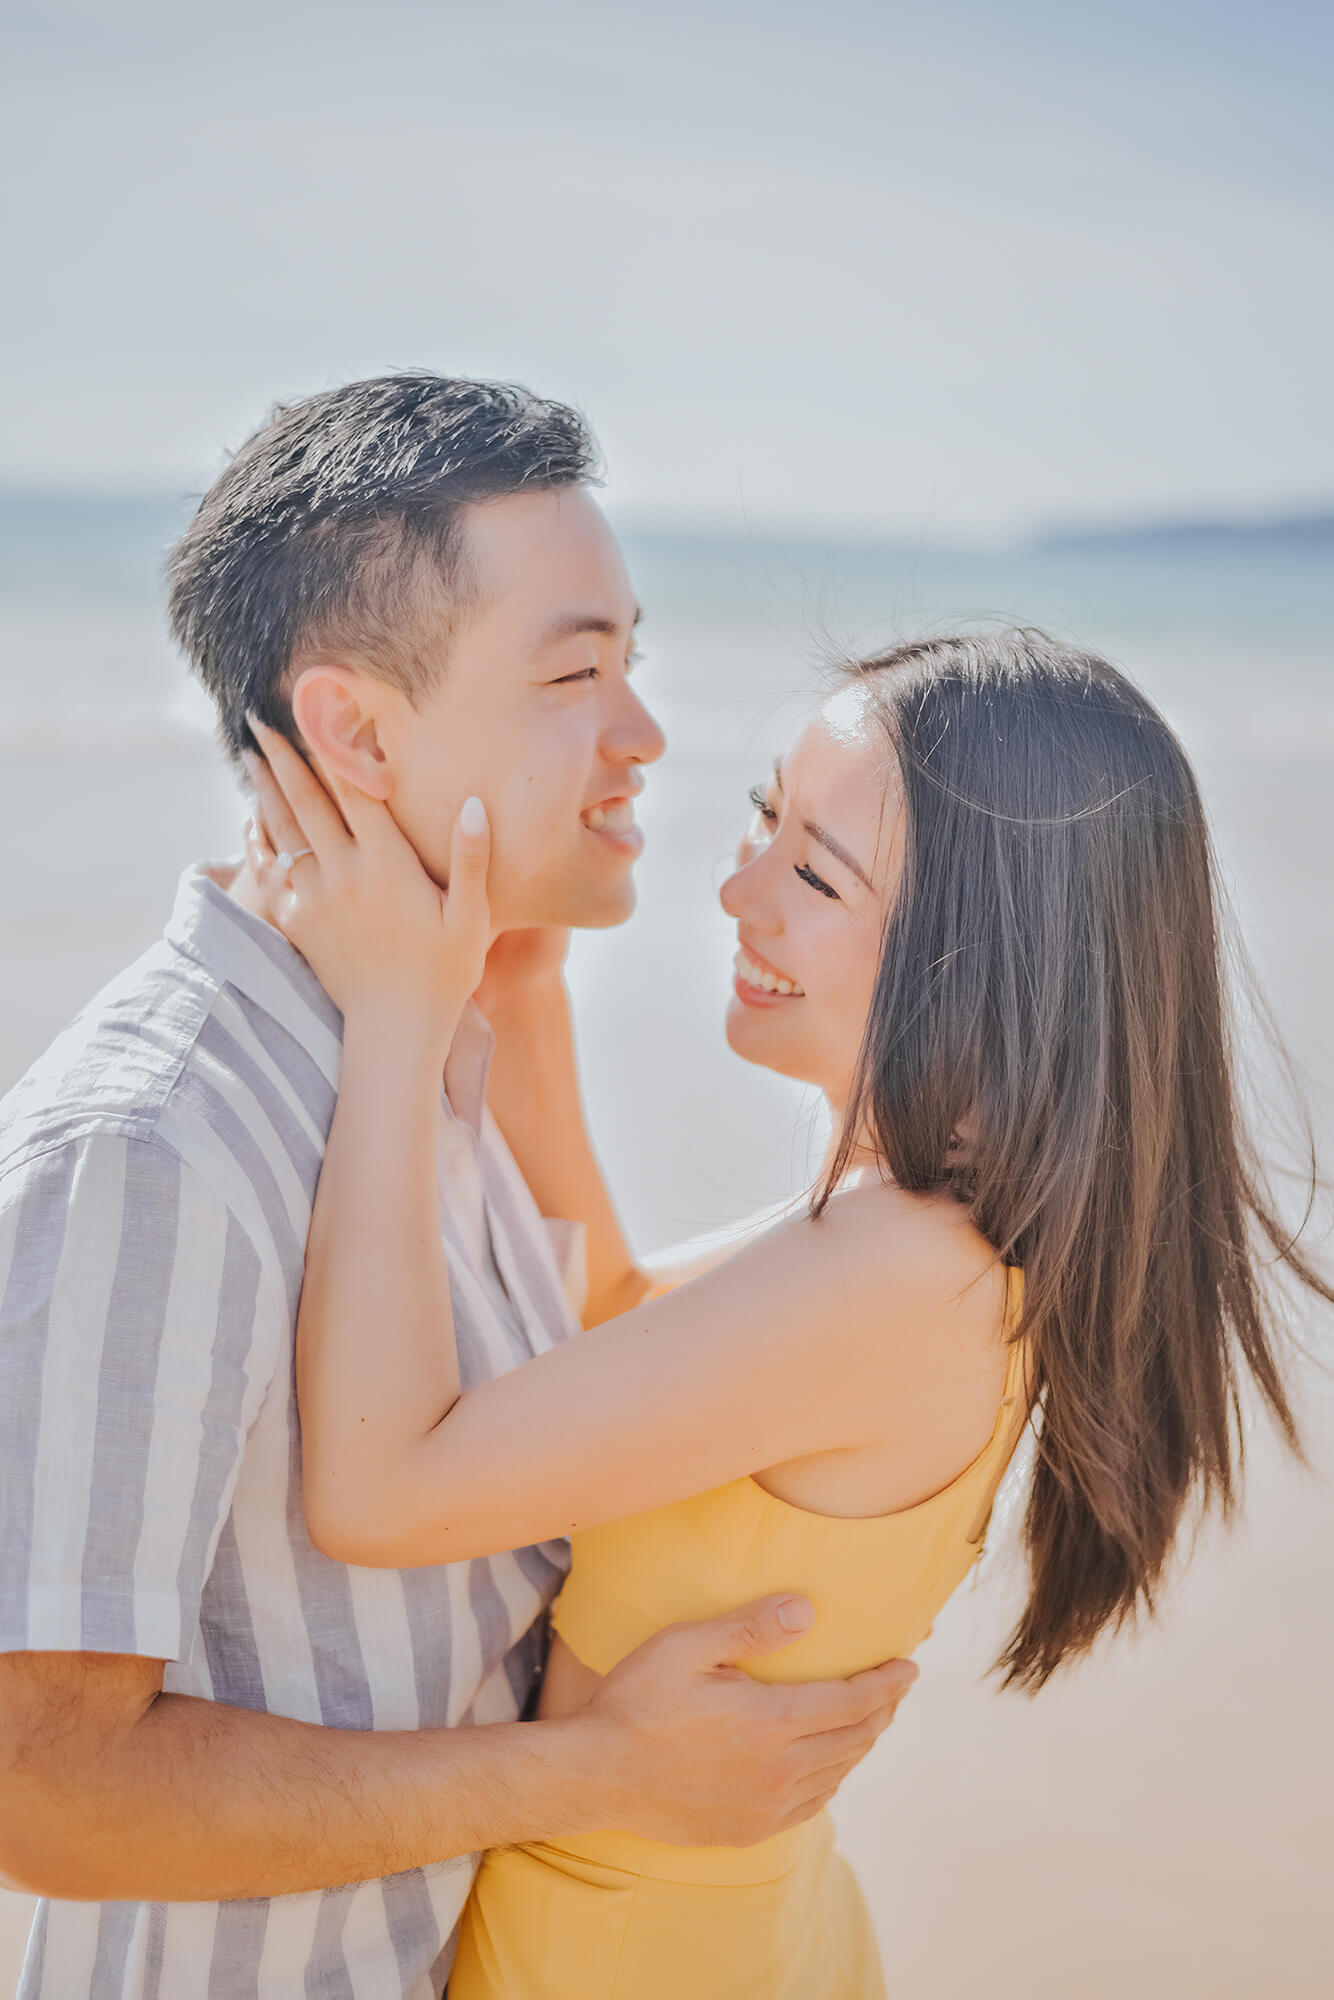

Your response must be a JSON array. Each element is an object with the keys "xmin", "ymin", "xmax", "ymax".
[
  {"xmin": 645, "ymin": 1171, "xmax": 1009, "ymax": 1416},
  {"xmin": 791, "ymin": 1176, "xmax": 1011, "ymax": 1388},
  {"xmin": 809, "ymin": 1173, "xmax": 1000, "ymax": 1289}
]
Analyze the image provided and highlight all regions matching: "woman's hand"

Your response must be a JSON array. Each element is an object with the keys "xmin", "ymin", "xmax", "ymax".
[{"xmin": 241, "ymin": 716, "xmax": 491, "ymax": 1039}]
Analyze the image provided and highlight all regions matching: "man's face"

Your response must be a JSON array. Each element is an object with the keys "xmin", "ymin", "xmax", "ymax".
[{"xmin": 371, "ymin": 488, "xmax": 665, "ymax": 932}]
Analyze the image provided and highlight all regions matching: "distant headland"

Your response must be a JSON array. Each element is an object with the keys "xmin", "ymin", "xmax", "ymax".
[{"xmin": 1028, "ymin": 511, "xmax": 1334, "ymax": 558}]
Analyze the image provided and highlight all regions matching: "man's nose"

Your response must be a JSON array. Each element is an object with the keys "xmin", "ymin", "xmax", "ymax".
[{"xmin": 607, "ymin": 684, "xmax": 667, "ymax": 767}]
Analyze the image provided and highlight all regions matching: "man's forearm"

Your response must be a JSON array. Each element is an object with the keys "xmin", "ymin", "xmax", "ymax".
[{"xmin": 9, "ymin": 1687, "xmax": 605, "ymax": 1903}]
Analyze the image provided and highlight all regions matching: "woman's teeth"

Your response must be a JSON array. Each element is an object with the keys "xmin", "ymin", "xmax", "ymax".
[
  {"xmin": 583, "ymin": 801, "xmax": 636, "ymax": 832},
  {"xmin": 734, "ymin": 948, "xmax": 804, "ymax": 997}
]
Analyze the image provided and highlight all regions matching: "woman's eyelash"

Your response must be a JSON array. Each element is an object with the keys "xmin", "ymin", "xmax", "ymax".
[
  {"xmin": 795, "ymin": 862, "xmax": 839, "ymax": 900},
  {"xmin": 747, "ymin": 786, "xmax": 838, "ymax": 897}
]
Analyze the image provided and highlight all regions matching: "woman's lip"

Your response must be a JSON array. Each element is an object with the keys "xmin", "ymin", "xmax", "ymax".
[{"xmin": 732, "ymin": 973, "xmax": 794, "ymax": 1009}]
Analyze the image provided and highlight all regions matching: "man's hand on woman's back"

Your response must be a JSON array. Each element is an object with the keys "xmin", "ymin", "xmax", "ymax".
[{"xmin": 576, "ymin": 1593, "xmax": 918, "ymax": 1848}]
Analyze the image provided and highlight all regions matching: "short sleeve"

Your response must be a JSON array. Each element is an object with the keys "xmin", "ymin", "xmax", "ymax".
[{"xmin": 0, "ymin": 1133, "xmax": 282, "ymax": 1662}]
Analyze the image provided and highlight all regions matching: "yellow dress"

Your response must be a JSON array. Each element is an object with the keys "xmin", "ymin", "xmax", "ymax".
[{"xmin": 450, "ymin": 1269, "xmax": 1029, "ymax": 2000}]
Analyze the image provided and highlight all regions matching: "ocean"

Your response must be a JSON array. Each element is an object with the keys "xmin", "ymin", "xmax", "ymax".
[
  {"xmin": 1, "ymin": 493, "xmax": 1331, "ymax": 1994},
  {"xmin": 2, "ymin": 491, "xmax": 1330, "ymax": 1239}
]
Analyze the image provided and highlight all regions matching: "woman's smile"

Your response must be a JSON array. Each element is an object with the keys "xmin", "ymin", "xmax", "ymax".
[{"xmin": 732, "ymin": 942, "xmax": 806, "ymax": 1003}]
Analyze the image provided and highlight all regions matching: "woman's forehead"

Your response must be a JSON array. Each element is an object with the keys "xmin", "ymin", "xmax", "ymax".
[
  {"xmin": 784, "ymin": 685, "xmax": 883, "ymax": 790},
  {"xmin": 782, "ymin": 685, "xmax": 902, "ymax": 888}
]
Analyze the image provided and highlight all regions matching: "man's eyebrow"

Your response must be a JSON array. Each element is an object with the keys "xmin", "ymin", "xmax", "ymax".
[
  {"xmin": 773, "ymin": 757, "xmax": 874, "ymax": 891},
  {"xmin": 535, "ymin": 606, "xmax": 643, "ymax": 651}
]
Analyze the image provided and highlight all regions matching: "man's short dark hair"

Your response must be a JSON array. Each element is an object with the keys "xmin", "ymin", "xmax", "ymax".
[{"xmin": 167, "ymin": 372, "xmax": 601, "ymax": 765}]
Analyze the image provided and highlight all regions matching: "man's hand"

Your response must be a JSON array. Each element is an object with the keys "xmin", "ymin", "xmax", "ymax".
[{"xmin": 580, "ymin": 1594, "xmax": 917, "ymax": 1848}]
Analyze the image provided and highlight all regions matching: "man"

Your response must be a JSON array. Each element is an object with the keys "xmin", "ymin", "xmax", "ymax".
[{"xmin": 0, "ymin": 375, "xmax": 914, "ymax": 1997}]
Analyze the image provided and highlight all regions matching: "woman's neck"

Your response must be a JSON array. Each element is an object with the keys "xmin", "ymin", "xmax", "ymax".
[{"xmin": 817, "ymin": 1102, "xmax": 884, "ymax": 1190}]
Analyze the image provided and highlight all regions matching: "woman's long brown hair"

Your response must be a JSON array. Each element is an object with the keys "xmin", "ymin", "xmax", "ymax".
[{"xmin": 818, "ymin": 630, "xmax": 1330, "ymax": 1689}]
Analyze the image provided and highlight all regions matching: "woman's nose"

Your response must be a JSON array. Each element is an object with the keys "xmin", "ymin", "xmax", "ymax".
[{"xmin": 719, "ymin": 852, "xmax": 778, "ymax": 927}]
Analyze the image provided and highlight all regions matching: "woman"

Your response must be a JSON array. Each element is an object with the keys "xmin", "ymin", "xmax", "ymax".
[{"xmin": 244, "ymin": 630, "xmax": 1326, "ymax": 2000}]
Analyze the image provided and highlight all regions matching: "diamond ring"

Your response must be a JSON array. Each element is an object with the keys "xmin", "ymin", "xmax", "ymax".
[{"xmin": 276, "ymin": 847, "xmax": 315, "ymax": 872}]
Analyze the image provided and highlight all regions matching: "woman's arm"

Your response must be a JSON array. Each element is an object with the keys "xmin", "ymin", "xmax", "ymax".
[
  {"xmin": 303, "ymin": 983, "xmax": 841, "ymax": 1564},
  {"xmin": 480, "ymin": 962, "xmax": 654, "ymax": 1327},
  {"xmin": 299, "ymin": 1009, "xmax": 905, "ymax": 1562},
  {"xmin": 301, "ymin": 1014, "xmax": 961, "ymax": 1569}
]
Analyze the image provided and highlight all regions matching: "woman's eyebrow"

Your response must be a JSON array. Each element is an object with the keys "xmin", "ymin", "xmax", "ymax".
[
  {"xmin": 804, "ymin": 820, "xmax": 874, "ymax": 890},
  {"xmin": 772, "ymin": 758, "xmax": 874, "ymax": 890}
]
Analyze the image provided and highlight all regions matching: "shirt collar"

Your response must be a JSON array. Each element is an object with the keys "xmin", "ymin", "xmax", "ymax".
[
  {"xmin": 165, "ymin": 859, "xmax": 494, "ymax": 1125},
  {"xmin": 443, "ymin": 1002, "xmax": 494, "ymax": 1138}
]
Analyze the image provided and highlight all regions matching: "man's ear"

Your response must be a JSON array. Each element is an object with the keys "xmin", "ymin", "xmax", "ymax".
[{"xmin": 289, "ymin": 663, "xmax": 394, "ymax": 802}]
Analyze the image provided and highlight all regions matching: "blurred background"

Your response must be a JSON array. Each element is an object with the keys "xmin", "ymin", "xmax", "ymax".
[{"xmin": 2, "ymin": 3, "xmax": 1331, "ymax": 1994}]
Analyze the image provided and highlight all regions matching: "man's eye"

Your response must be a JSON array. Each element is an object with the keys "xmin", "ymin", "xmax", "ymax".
[
  {"xmin": 747, "ymin": 784, "xmax": 777, "ymax": 823},
  {"xmin": 794, "ymin": 862, "xmax": 839, "ymax": 900}
]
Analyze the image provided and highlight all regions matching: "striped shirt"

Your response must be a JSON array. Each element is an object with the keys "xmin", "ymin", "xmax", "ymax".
[{"xmin": 0, "ymin": 860, "xmax": 583, "ymax": 1999}]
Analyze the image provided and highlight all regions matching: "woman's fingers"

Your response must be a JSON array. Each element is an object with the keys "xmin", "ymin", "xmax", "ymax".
[
  {"xmin": 246, "ymin": 715, "xmax": 351, "ymax": 862},
  {"xmin": 243, "ymin": 814, "xmax": 291, "ymax": 922},
  {"xmin": 243, "ymin": 749, "xmax": 309, "ymax": 865}
]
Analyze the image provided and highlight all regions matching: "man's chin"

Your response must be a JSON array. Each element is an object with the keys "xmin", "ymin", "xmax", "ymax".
[
  {"xmin": 570, "ymin": 880, "xmax": 639, "ymax": 930},
  {"xmin": 521, "ymin": 876, "xmax": 639, "ymax": 932}
]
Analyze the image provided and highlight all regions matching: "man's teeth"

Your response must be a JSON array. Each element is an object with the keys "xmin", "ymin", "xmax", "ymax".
[
  {"xmin": 583, "ymin": 801, "xmax": 636, "ymax": 832},
  {"xmin": 733, "ymin": 949, "xmax": 804, "ymax": 997}
]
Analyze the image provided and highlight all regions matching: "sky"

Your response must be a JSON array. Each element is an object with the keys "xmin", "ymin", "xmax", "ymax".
[{"xmin": 4, "ymin": 0, "xmax": 1332, "ymax": 536}]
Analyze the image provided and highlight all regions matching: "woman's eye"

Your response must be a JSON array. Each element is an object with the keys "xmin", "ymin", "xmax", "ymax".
[
  {"xmin": 794, "ymin": 861, "xmax": 839, "ymax": 900},
  {"xmin": 747, "ymin": 784, "xmax": 777, "ymax": 823},
  {"xmin": 553, "ymin": 668, "xmax": 599, "ymax": 685}
]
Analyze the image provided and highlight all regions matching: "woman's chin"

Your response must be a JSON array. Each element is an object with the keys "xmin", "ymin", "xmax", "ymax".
[{"xmin": 724, "ymin": 995, "xmax": 809, "ymax": 1078}]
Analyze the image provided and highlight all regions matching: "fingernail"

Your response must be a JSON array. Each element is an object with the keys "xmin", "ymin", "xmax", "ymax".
[
  {"xmin": 777, "ymin": 1597, "xmax": 813, "ymax": 1634},
  {"xmin": 460, "ymin": 795, "xmax": 488, "ymax": 837}
]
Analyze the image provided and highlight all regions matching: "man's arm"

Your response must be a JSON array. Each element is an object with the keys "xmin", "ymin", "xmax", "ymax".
[{"xmin": 0, "ymin": 1597, "xmax": 916, "ymax": 1902}]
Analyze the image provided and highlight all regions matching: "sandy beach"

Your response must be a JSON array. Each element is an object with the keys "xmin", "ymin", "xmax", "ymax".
[{"xmin": 2, "ymin": 530, "xmax": 1331, "ymax": 1995}]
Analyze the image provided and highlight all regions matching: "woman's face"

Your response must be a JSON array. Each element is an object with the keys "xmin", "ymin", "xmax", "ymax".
[{"xmin": 720, "ymin": 683, "xmax": 905, "ymax": 1107}]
